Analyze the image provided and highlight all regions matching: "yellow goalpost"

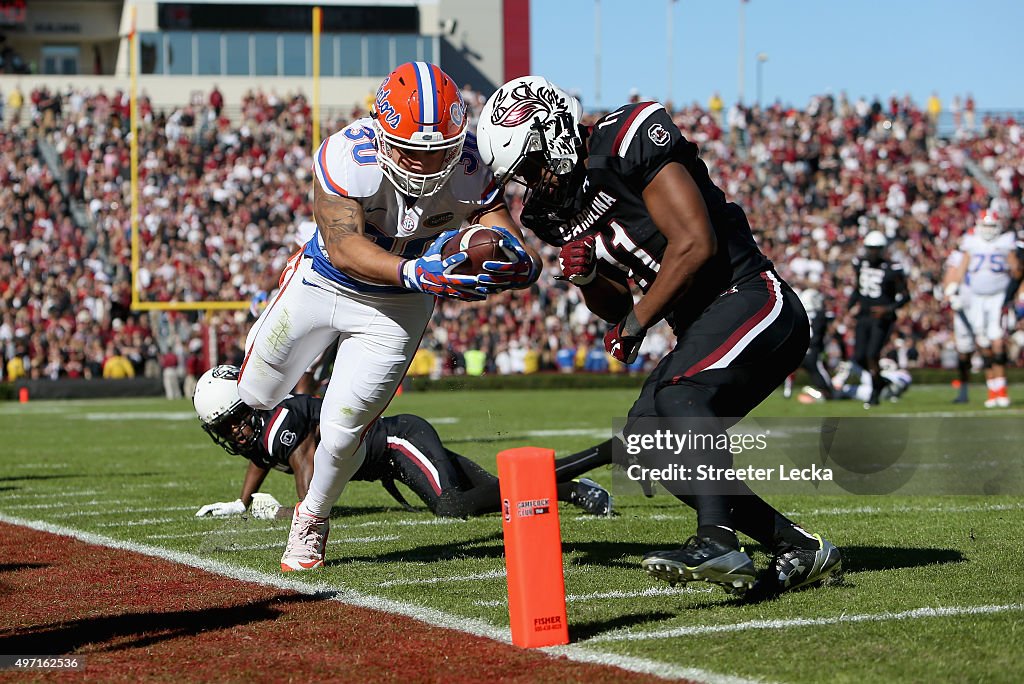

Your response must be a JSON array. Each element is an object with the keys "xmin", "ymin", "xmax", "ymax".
[{"xmin": 127, "ymin": 5, "xmax": 323, "ymax": 313}]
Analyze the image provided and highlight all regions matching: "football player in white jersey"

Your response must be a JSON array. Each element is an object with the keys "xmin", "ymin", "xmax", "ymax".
[
  {"xmin": 945, "ymin": 210, "xmax": 1020, "ymax": 407},
  {"xmin": 237, "ymin": 62, "xmax": 540, "ymax": 571}
]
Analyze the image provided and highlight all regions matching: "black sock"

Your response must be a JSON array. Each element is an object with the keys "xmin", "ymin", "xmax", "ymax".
[
  {"xmin": 958, "ymin": 357, "xmax": 970, "ymax": 386},
  {"xmin": 697, "ymin": 524, "xmax": 739, "ymax": 549}
]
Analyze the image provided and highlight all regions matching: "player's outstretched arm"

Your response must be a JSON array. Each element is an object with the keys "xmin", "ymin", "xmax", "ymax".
[
  {"xmin": 240, "ymin": 461, "xmax": 271, "ymax": 509},
  {"xmin": 313, "ymin": 181, "xmax": 404, "ymax": 285}
]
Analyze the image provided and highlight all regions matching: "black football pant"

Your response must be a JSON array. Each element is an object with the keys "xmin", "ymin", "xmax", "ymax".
[
  {"xmin": 627, "ymin": 271, "xmax": 812, "ymax": 550},
  {"xmin": 376, "ymin": 414, "xmax": 611, "ymax": 518}
]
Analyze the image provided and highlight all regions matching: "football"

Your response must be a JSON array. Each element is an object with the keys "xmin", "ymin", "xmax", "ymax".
[{"xmin": 441, "ymin": 225, "xmax": 508, "ymax": 275}]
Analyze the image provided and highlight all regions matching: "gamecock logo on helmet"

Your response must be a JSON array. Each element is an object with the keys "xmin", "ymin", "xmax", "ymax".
[{"xmin": 489, "ymin": 81, "xmax": 577, "ymax": 154}]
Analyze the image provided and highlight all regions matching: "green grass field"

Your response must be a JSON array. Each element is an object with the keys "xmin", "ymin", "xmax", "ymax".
[{"xmin": 2, "ymin": 385, "xmax": 1023, "ymax": 683}]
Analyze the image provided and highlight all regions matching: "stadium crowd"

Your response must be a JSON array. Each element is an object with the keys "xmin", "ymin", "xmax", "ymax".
[{"xmin": 2, "ymin": 83, "xmax": 1022, "ymax": 386}]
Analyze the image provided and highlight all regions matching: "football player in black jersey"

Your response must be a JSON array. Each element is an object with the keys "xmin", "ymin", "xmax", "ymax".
[
  {"xmin": 477, "ymin": 77, "xmax": 840, "ymax": 595},
  {"xmin": 848, "ymin": 231, "xmax": 910, "ymax": 407},
  {"xmin": 192, "ymin": 366, "xmax": 612, "ymax": 520}
]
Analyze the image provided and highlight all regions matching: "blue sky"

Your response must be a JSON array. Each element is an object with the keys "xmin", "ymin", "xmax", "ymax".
[{"xmin": 531, "ymin": 0, "xmax": 1024, "ymax": 112}]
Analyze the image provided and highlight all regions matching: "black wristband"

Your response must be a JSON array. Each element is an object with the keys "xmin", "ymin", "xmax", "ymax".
[{"xmin": 621, "ymin": 309, "xmax": 645, "ymax": 337}]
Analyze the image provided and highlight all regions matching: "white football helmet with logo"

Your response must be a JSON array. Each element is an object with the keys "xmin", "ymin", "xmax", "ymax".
[
  {"xmin": 975, "ymin": 209, "xmax": 1003, "ymax": 241},
  {"xmin": 194, "ymin": 365, "xmax": 262, "ymax": 456},
  {"xmin": 476, "ymin": 76, "xmax": 586, "ymax": 214}
]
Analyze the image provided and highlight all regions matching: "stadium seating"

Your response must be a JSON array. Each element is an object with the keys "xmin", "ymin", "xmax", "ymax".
[{"xmin": 2, "ymin": 86, "xmax": 1021, "ymax": 382}]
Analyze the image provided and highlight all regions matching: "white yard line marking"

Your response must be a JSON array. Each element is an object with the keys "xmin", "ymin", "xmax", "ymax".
[
  {"xmin": 3, "ymin": 490, "xmax": 101, "ymax": 501},
  {"xmin": 215, "ymin": 535, "xmax": 402, "ymax": 552},
  {"xmin": 377, "ymin": 569, "xmax": 506, "ymax": 588},
  {"xmin": 9, "ymin": 462, "xmax": 70, "ymax": 469},
  {"xmin": 95, "ymin": 517, "xmax": 177, "ymax": 527},
  {"xmin": 9, "ymin": 500, "xmax": 134, "ymax": 510},
  {"xmin": 71, "ymin": 506, "xmax": 196, "ymax": 517},
  {"xmin": 589, "ymin": 603, "xmax": 1024, "ymax": 643},
  {"xmin": 349, "ymin": 517, "xmax": 467, "ymax": 528},
  {"xmin": 642, "ymin": 502, "xmax": 1024, "ymax": 521},
  {"xmin": 72, "ymin": 412, "xmax": 198, "ymax": 421},
  {"xmin": 474, "ymin": 586, "xmax": 713, "ymax": 607},
  {"xmin": 0, "ymin": 513, "xmax": 758, "ymax": 684},
  {"xmin": 146, "ymin": 526, "xmax": 291, "ymax": 539},
  {"xmin": 790, "ymin": 502, "xmax": 1024, "ymax": 517},
  {"xmin": 422, "ymin": 417, "xmax": 460, "ymax": 425}
]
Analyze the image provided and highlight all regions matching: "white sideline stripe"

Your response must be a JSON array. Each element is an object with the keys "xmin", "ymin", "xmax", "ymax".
[
  {"xmin": 10, "ymin": 462, "xmax": 70, "ymax": 469},
  {"xmin": 589, "ymin": 604, "xmax": 1024, "ymax": 643},
  {"xmin": 0, "ymin": 514, "xmax": 754, "ymax": 684},
  {"xmin": 377, "ymin": 569, "xmax": 506, "ymax": 588},
  {"xmin": 474, "ymin": 586, "xmax": 714, "ymax": 607}
]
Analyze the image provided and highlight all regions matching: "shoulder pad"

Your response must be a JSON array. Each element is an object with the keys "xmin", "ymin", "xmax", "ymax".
[{"xmin": 313, "ymin": 120, "xmax": 384, "ymax": 198}]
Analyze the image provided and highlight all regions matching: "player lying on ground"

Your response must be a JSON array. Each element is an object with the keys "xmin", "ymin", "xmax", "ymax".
[
  {"xmin": 193, "ymin": 366, "xmax": 611, "ymax": 520},
  {"xmin": 812, "ymin": 359, "xmax": 912, "ymax": 403}
]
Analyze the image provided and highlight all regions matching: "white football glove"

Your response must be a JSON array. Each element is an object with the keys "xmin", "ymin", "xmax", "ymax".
[
  {"xmin": 248, "ymin": 493, "xmax": 283, "ymax": 520},
  {"xmin": 195, "ymin": 499, "xmax": 246, "ymax": 517},
  {"xmin": 943, "ymin": 282, "xmax": 963, "ymax": 311}
]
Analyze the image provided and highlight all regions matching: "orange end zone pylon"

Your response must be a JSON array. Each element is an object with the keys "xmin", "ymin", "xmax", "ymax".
[{"xmin": 497, "ymin": 447, "xmax": 569, "ymax": 648}]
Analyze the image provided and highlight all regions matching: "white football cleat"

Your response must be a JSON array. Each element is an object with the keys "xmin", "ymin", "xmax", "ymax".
[{"xmin": 281, "ymin": 503, "xmax": 329, "ymax": 572}]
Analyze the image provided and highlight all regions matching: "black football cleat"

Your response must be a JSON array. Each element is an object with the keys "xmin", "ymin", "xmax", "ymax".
[
  {"xmin": 772, "ymin": 534, "xmax": 842, "ymax": 592},
  {"xmin": 569, "ymin": 478, "xmax": 613, "ymax": 517},
  {"xmin": 642, "ymin": 535, "xmax": 756, "ymax": 594}
]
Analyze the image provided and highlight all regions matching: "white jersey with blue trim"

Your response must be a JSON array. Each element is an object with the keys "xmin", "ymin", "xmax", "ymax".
[
  {"xmin": 307, "ymin": 118, "xmax": 502, "ymax": 293},
  {"xmin": 960, "ymin": 231, "xmax": 1016, "ymax": 295}
]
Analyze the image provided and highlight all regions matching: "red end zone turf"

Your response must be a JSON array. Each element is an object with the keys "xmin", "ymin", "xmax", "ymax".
[{"xmin": 0, "ymin": 522, "xmax": 679, "ymax": 683}]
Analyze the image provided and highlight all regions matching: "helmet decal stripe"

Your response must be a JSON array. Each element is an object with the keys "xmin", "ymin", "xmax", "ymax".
[{"xmin": 415, "ymin": 61, "xmax": 436, "ymax": 132}]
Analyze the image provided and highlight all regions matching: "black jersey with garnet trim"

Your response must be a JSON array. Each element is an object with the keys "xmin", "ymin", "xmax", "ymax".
[
  {"xmin": 849, "ymin": 258, "xmax": 908, "ymax": 318},
  {"xmin": 248, "ymin": 395, "xmax": 321, "ymax": 473},
  {"xmin": 550, "ymin": 102, "xmax": 772, "ymax": 331},
  {"xmin": 245, "ymin": 395, "xmax": 406, "ymax": 484}
]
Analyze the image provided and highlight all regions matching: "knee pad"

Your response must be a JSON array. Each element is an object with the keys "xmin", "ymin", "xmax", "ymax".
[
  {"xmin": 236, "ymin": 380, "xmax": 278, "ymax": 411},
  {"xmin": 994, "ymin": 352, "xmax": 1008, "ymax": 366},
  {"xmin": 981, "ymin": 354, "xmax": 994, "ymax": 370},
  {"xmin": 316, "ymin": 424, "xmax": 363, "ymax": 462}
]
